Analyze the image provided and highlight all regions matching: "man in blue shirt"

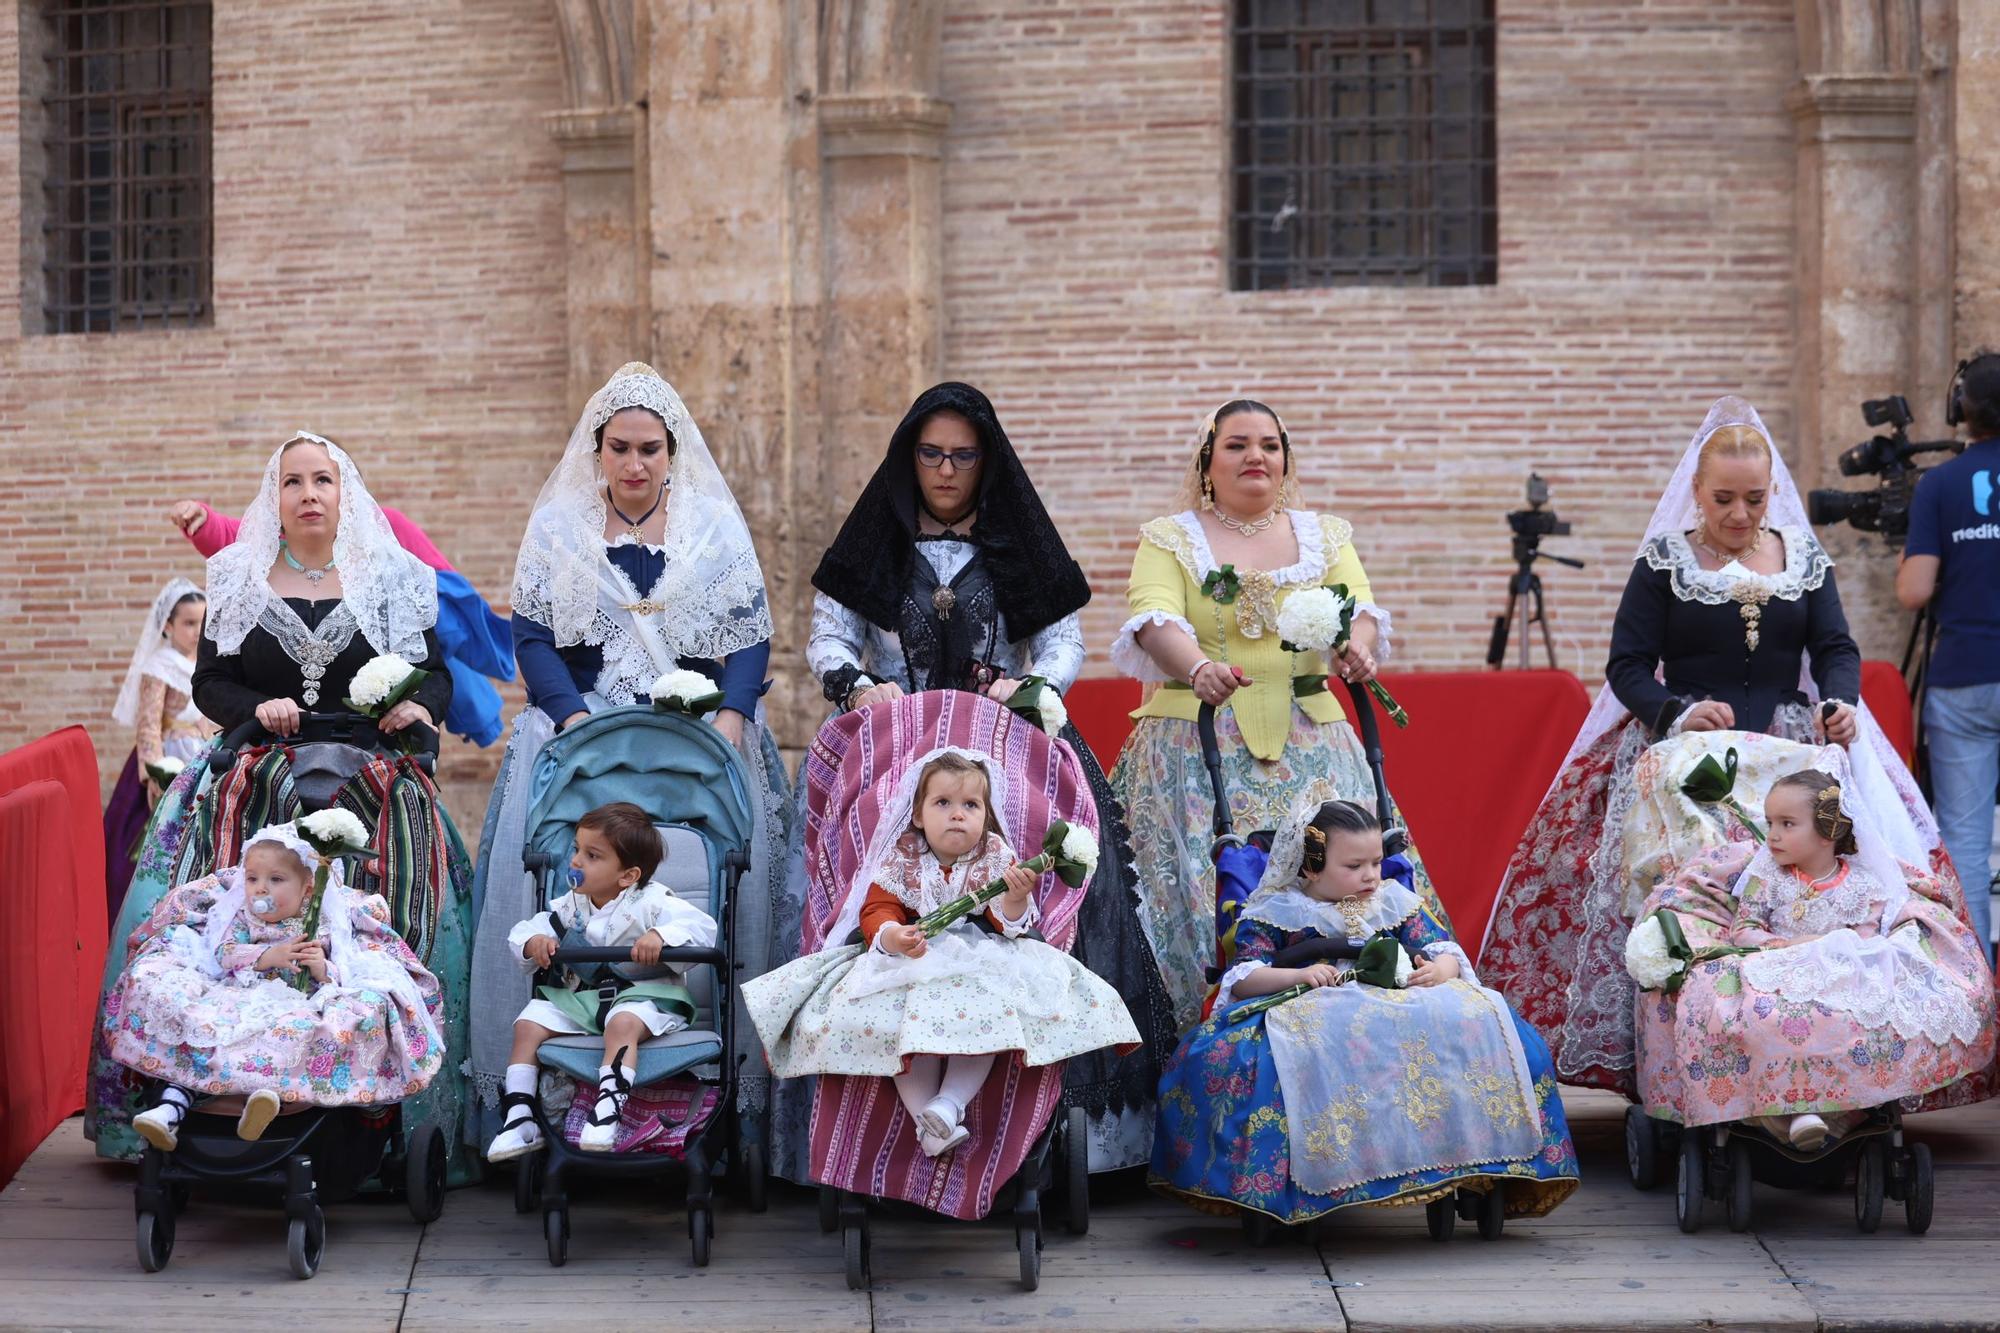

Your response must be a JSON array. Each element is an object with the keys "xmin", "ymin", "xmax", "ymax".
[{"xmin": 1898, "ymin": 352, "xmax": 2000, "ymax": 960}]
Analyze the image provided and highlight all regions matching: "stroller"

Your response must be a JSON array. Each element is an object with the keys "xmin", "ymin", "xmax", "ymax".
[
  {"xmin": 1193, "ymin": 681, "xmax": 1516, "ymax": 1244},
  {"xmin": 130, "ymin": 711, "xmax": 455, "ymax": 1280},
  {"xmin": 795, "ymin": 691, "xmax": 1094, "ymax": 1292},
  {"xmin": 1617, "ymin": 729, "xmax": 1983, "ymax": 1237},
  {"xmin": 505, "ymin": 705, "xmax": 753, "ymax": 1268}
]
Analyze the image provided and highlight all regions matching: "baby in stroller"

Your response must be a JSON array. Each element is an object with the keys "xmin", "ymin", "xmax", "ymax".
[
  {"xmin": 1625, "ymin": 749, "xmax": 1996, "ymax": 1232},
  {"xmin": 107, "ymin": 820, "xmax": 444, "ymax": 1151},
  {"xmin": 487, "ymin": 800, "xmax": 718, "ymax": 1160},
  {"xmin": 1152, "ymin": 788, "xmax": 1579, "ymax": 1239},
  {"xmin": 744, "ymin": 746, "xmax": 1138, "ymax": 1158}
]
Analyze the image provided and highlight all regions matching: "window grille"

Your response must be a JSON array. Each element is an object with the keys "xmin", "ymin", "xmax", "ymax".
[
  {"xmin": 39, "ymin": 0, "xmax": 213, "ymax": 333},
  {"xmin": 1230, "ymin": 0, "xmax": 1496, "ymax": 290}
]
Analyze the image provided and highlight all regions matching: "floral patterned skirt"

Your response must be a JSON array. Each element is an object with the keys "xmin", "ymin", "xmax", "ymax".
[
  {"xmin": 1150, "ymin": 991, "xmax": 1578, "ymax": 1224},
  {"xmin": 1109, "ymin": 710, "xmax": 1447, "ymax": 1030}
]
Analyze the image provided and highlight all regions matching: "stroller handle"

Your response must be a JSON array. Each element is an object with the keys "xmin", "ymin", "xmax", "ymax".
[
  {"xmin": 209, "ymin": 709, "xmax": 439, "ymax": 777},
  {"xmin": 550, "ymin": 945, "xmax": 726, "ymax": 968},
  {"xmin": 1197, "ymin": 680, "xmax": 1392, "ymax": 838}
]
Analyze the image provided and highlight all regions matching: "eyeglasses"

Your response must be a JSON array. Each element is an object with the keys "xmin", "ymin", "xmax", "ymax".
[{"xmin": 916, "ymin": 445, "xmax": 983, "ymax": 470}]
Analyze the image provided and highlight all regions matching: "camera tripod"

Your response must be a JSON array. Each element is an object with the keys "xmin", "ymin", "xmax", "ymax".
[{"xmin": 1487, "ymin": 537, "xmax": 1585, "ymax": 671}]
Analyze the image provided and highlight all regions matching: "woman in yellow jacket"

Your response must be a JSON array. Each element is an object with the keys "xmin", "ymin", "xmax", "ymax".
[{"xmin": 1107, "ymin": 400, "xmax": 1440, "ymax": 1027}]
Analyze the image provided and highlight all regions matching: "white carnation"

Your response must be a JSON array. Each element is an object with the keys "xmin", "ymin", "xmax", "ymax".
[
  {"xmin": 1276, "ymin": 586, "xmax": 1349, "ymax": 652},
  {"xmin": 1393, "ymin": 947, "xmax": 1416, "ymax": 988},
  {"xmin": 650, "ymin": 668, "xmax": 719, "ymax": 705},
  {"xmin": 1058, "ymin": 823, "xmax": 1100, "ymax": 876},
  {"xmin": 1037, "ymin": 689, "xmax": 1068, "ymax": 737},
  {"xmin": 299, "ymin": 808, "xmax": 370, "ymax": 850},
  {"xmin": 1623, "ymin": 914, "xmax": 1684, "ymax": 991},
  {"xmin": 348, "ymin": 654, "xmax": 417, "ymax": 710},
  {"xmin": 153, "ymin": 757, "xmax": 185, "ymax": 777}
]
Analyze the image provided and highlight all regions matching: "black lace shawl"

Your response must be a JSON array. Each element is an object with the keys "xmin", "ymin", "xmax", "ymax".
[{"xmin": 810, "ymin": 382, "xmax": 1091, "ymax": 643}]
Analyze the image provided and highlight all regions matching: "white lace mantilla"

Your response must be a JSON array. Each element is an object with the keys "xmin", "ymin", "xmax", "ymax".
[{"xmin": 1640, "ymin": 525, "xmax": 1832, "ymax": 607}]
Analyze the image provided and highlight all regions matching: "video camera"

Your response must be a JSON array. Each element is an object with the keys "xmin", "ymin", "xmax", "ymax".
[
  {"xmin": 1507, "ymin": 473, "xmax": 1572, "ymax": 543},
  {"xmin": 1807, "ymin": 396, "xmax": 1959, "ymax": 543}
]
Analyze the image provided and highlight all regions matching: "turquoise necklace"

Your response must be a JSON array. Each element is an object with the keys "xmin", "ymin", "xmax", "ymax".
[{"xmin": 280, "ymin": 540, "xmax": 335, "ymax": 585}]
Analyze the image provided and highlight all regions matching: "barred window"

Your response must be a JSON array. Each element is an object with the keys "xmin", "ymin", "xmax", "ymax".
[
  {"xmin": 36, "ymin": 0, "xmax": 213, "ymax": 333},
  {"xmin": 1230, "ymin": 0, "xmax": 1496, "ymax": 290}
]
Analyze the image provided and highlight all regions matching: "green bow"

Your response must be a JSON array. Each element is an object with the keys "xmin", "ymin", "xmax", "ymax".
[
  {"xmin": 1679, "ymin": 746, "xmax": 1765, "ymax": 840},
  {"xmin": 1202, "ymin": 565, "xmax": 1241, "ymax": 604}
]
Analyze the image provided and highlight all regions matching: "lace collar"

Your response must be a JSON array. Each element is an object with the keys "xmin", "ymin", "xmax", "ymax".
[
  {"xmin": 1640, "ymin": 525, "xmax": 1832, "ymax": 606},
  {"xmin": 878, "ymin": 831, "xmax": 1015, "ymax": 916},
  {"xmin": 1740, "ymin": 850, "xmax": 1892, "ymax": 936},
  {"xmin": 1243, "ymin": 878, "xmax": 1421, "ymax": 940},
  {"xmin": 1154, "ymin": 509, "xmax": 1339, "ymax": 588}
]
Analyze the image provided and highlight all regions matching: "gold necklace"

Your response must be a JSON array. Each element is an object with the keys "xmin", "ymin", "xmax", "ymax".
[
  {"xmin": 1335, "ymin": 893, "xmax": 1371, "ymax": 936},
  {"xmin": 1214, "ymin": 505, "xmax": 1283, "ymax": 536},
  {"xmin": 1691, "ymin": 523, "xmax": 1765, "ymax": 564}
]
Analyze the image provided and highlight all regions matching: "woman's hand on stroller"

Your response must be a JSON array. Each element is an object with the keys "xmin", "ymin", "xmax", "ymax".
[
  {"xmin": 1406, "ymin": 952, "xmax": 1460, "ymax": 988},
  {"xmin": 985, "ymin": 677, "xmax": 1022, "ymax": 703},
  {"xmin": 851, "ymin": 681, "xmax": 905, "ymax": 710},
  {"xmin": 255, "ymin": 697, "xmax": 303, "ymax": 736},
  {"xmin": 881, "ymin": 923, "xmax": 929, "ymax": 958},
  {"xmin": 1191, "ymin": 661, "xmax": 1249, "ymax": 706},
  {"xmin": 1818, "ymin": 700, "xmax": 1859, "ymax": 746},
  {"xmin": 523, "ymin": 934, "xmax": 559, "ymax": 968},
  {"xmin": 711, "ymin": 708, "xmax": 746, "ymax": 748},
  {"xmin": 631, "ymin": 928, "xmax": 665, "ymax": 966},
  {"xmin": 378, "ymin": 700, "xmax": 433, "ymax": 735},
  {"xmin": 998, "ymin": 863, "xmax": 1038, "ymax": 918},
  {"xmin": 1678, "ymin": 700, "xmax": 1735, "ymax": 733}
]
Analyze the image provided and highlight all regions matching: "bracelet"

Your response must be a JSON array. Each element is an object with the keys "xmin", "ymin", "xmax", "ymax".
[{"xmin": 1187, "ymin": 658, "xmax": 1213, "ymax": 687}]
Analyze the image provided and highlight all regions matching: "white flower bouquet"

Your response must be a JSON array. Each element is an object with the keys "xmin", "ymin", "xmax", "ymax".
[
  {"xmin": 344, "ymin": 653, "xmax": 430, "ymax": 718},
  {"xmin": 1276, "ymin": 584, "xmax": 1408, "ymax": 728},
  {"xmin": 1002, "ymin": 674, "xmax": 1069, "ymax": 738},
  {"xmin": 1623, "ymin": 907, "xmax": 1754, "ymax": 993},
  {"xmin": 650, "ymin": 668, "xmax": 725, "ymax": 718},
  {"xmin": 914, "ymin": 820, "xmax": 1100, "ymax": 938},
  {"xmin": 144, "ymin": 756, "xmax": 186, "ymax": 789}
]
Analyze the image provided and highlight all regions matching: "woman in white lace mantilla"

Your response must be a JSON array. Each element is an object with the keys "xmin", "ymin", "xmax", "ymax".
[
  {"xmin": 1479, "ymin": 396, "xmax": 1954, "ymax": 1095},
  {"xmin": 1629, "ymin": 762, "xmax": 1995, "ymax": 1143},
  {"xmin": 469, "ymin": 362, "xmax": 793, "ymax": 1148}
]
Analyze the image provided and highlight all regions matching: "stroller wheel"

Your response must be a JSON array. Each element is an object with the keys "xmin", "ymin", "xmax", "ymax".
[
  {"xmin": 1476, "ymin": 1185, "xmax": 1505, "ymax": 1241},
  {"xmin": 1063, "ymin": 1106, "xmax": 1090, "ymax": 1236},
  {"xmin": 818, "ymin": 1185, "xmax": 840, "ymax": 1235},
  {"xmin": 544, "ymin": 1207, "xmax": 570, "ymax": 1267},
  {"xmin": 1017, "ymin": 1223, "xmax": 1042, "ymax": 1292},
  {"xmin": 1424, "ymin": 1196, "xmax": 1455, "ymax": 1242},
  {"xmin": 286, "ymin": 1207, "xmax": 325, "ymax": 1281},
  {"xmin": 1855, "ymin": 1140, "xmax": 1885, "ymax": 1234},
  {"xmin": 742, "ymin": 1140, "xmax": 768, "ymax": 1214},
  {"xmin": 405, "ymin": 1122, "xmax": 447, "ymax": 1225},
  {"xmin": 1240, "ymin": 1210, "xmax": 1279, "ymax": 1247},
  {"xmin": 1625, "ymin": 1105, "xmax": 1660, "ymax": 1191},
  {"xmin": 842, "ymin": 1220, "xmax": 869, "ymax": 1291},
  {"xmin": 690, "ymin": 1206, "xmax": 713, "ymax": 1268},
  {"xmin": 513, "ymin": 1157, "xmax": 543, "ymax": 1215},
  {"xmin": 1905, "ymin": 1143, "xmax": 1934, "ymax": 1235},
  {"xmin": 135, "ymin": 1210, "xmax": 174, "ymax": 1273},
  {"xmin": 1675, "ymin": 1131, "xmax": 1705, "ymax": 1234},
  {"xmin": 1725, "ymin": 1138, "xmax": 1754, "ymax": 1233}
]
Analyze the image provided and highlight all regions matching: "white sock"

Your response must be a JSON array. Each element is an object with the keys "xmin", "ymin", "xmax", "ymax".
[
  {"xmin": 939, "ymin": 1053, "xmax": 995, "ymax": 1114},
  {"xmin": 503, "ymin": 1063, "xmax": 537, "ymax": 1125},
  {"xmin": 893, "ymin": 1055, "xmax": 944, "ymax": 1122},
  {"xmin": 593, "ymin": 1064, "xmax": 635, "ymax": 1119}
]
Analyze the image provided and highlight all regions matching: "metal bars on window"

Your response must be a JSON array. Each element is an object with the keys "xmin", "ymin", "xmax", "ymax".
[
  {"xmin": 1230, "ymin": 0, "xmax": 1496, "ymax": 291},
  {"xmin": 39, "ymin": 0, "xmax": 213, "ymax": 333}
]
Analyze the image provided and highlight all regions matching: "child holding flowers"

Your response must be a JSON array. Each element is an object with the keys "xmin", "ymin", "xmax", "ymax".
[
  {"xmin": 105, "ymin": 818, "xmax": 444, "ymax": 1151},
  {"xmin": 743, "ymin": 748, "xmax": 1137, "ymax": 1157}
]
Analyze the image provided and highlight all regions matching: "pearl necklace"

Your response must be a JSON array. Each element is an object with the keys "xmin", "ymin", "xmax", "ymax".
[{"xmin": 1213, "ymin": 506, "xmax": 1284, "ymax": 537}]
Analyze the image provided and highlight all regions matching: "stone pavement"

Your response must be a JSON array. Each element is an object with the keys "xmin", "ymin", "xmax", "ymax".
[{"xmin": 5, "ymin": 1089, "xmax": 1998, "ymax": 1332}]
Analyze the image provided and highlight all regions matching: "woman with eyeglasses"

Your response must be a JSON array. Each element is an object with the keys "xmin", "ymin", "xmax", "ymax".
[{"xmin": 790, "ymin": 381, "xmax": 1179, "ymax": 1178}]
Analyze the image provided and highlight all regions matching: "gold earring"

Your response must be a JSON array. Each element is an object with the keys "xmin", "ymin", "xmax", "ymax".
[{"xmin": 1200, "ymin": 473, "xmax": 1216, "ymax": 510}]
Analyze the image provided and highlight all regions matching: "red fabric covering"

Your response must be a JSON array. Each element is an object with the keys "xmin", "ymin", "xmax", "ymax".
[
  {"xmin": 1066, "ymin": 672, "xmax": 1589, "ymax": 961},
  {"xmin": 1373, "ymin": 671, "xmax": 1591, "ymax": 958},
  {"xmin": 1860, "ymin": 659, "xmax": 1914, "ymax": 764},
  {"xmin": 187, "ymin": 501, "xmax": 454, "ymax": 572},
  {"xmin": 0, "ymin": 728, "xmax": 106, "ymax": 1188}
]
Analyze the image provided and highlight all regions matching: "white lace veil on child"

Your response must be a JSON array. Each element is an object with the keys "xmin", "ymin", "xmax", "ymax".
[{"xmin": 112, "ymin": 577, "xmax": 202, "ymax": 728}]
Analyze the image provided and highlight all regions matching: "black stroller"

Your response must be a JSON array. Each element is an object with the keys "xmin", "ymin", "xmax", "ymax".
[{"xmin": 133, "ymin": 712, "xmax": 453, "ymax": 1280}]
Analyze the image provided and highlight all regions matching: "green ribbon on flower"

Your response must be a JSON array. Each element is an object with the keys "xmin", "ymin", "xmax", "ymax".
[
  {"xmin": 1678, "ymin": 747, "xmax": 1765, "ymax": 840},
  {"xmin": 1647, "ymin": 907, "xmax": 1758, "ymax": 994},
  {"xmin": 1003, "ymin": 674, "xmax": 1060, "ymax": 734},
  {"xmin": 1202, "ymin": 565, "xmax": 1242, "ymax": 604},
  {"xmin": 289, "ymin": 822, "xmax": 371, "ymax": 992},
  {"xmin": 652, "ymin": 690, "xmax": 724, "ymax": 718},
  {"xmin": 913, "ymin": 819, "xmax": 1092, "ymax": 938}
]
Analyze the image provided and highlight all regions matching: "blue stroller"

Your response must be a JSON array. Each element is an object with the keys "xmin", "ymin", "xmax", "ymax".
[{"xmin": 505, "ymin": 705, "xmax": 754, "ymax": 1267}]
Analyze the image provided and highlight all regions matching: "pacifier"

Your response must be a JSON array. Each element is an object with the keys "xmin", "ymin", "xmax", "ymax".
[
  {"xmin": 250, "ymin": 895, "xmax": 276, "ymax": 915},
  {"xmin": 566, "ymin": 868, "xmax": 586, "ymax": 890}
]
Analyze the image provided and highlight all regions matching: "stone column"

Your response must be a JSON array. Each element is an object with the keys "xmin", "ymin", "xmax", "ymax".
[
  {"xmin": 548, "ymin": 0, "xmax": 649, "ymax": 407},
  {"xmin": 1789, "ymin": 0, "xmax": 1925, "ymax": 655}
]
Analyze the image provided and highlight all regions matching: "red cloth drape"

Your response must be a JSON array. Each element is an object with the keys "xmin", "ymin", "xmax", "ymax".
[{"xmin": 0, "ymin": 728, "xmax": 107, "ymax": 1189}]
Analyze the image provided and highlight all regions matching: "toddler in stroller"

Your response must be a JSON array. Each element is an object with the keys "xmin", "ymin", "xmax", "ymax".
[
  {"xmin": 1624, "ymin": 748, "xmax": 1996, "ymax": 1234},
  {"xmin": 743, "ymin": 692, "xmax": 1138, "ymax": 1289}
]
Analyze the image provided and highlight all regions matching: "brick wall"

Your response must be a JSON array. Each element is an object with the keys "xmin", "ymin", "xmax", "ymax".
[
  {"xmin": 0, "ymin": 2, "xmax": 566, "ymax": 829},
  {"xmin": 935, "ymin": 0, "xmax": 1844, "ymax": 689}
]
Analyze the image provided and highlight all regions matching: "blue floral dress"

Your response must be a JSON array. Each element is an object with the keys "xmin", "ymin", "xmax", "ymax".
[{"xmin": 1151, "ymin": 901, "xmax": 1580, "ymax": 1224}]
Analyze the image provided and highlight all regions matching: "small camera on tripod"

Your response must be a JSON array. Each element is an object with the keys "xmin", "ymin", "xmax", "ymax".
[
  {"xmin": 1807, "ymin": 396, "xmax": 1958, "ymax": 543},
  {"xmin": 1488, "ymin": 473, "xmax": 1584, "ymax": 670}
]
